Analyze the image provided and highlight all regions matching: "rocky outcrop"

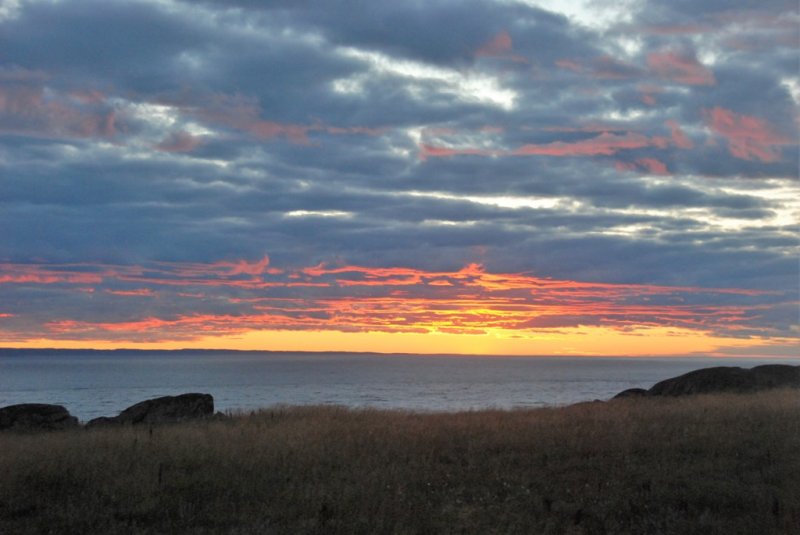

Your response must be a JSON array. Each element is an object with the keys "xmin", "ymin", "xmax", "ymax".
[
  {"xmin": 84, "ymin": 416, "xmax": 119, "ymax": 429},
  {"xmin": 0, "ymin": 403, "xmax": 79, "ymax": 431},
  {"xmin": 87, "ymin": 393, "xmax": 214, "ymax": 428},
  {"xmin": 613, "ymin": 388, "xmax": 648, "ymax": 399},
  {"xmin": 614, "ymin": 364, "xmax": 800, "ymax": 399}
]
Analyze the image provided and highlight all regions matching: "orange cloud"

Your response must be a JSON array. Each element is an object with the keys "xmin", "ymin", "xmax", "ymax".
[
  {"xmin": 1, "ymin": 259, "xmax": 781, "ymax": 347},
  {"xmin": 0, "ymin": 264, "xmax": 104, "ymax": 285},
  {"xmin": 105, "ymin": 289, "xmax": 156, "ymax": 297},
  {"xmin": 206, "ymin": 256, "xmax": 278, "ymax": 276},
  {"xmin": 705, "ymin": 107, "xmax": 792, "ymax": 162}
]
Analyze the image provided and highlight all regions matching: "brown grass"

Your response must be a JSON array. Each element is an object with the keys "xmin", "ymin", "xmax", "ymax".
[{"xmin": 1, "ymin": 389, "xmax": 799, "ymax": 534}]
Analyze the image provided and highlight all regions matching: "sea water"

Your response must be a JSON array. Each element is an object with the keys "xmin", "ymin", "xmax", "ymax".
[{"xmin": 1, "ymin": 350, "xmax": 797, "ymax": 422}]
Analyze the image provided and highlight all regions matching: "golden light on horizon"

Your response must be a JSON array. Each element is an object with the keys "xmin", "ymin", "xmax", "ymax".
[{"xmin": 2, "ymin": 325, "xmax": 787, "ymax": 358}]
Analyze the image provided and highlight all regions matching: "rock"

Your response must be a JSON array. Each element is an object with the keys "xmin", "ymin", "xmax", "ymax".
[
  {"xmin": 613, "ymin": 388, "xmax": 648, "ymax": 399},
  {"xmin": 648, "ymin": 365, "xmax": 800, "ymax": 397},
  {"xmin": 85, "ymin": 416, "xmax": 121, "ymax": 429},
  {"xmin": 88, "ymin": 393, "xmax": 214, "ymax": 427},
  {"xmin": 751, "ymin": 364, "xmax": 800, "ymax": 389},
  {"xmin": 613, "ymin": 364, "xmax": 800, "ymax": 399},
  {"xmin": 0, "ymin": 403, "xmax": 79, "ymax": 432}
]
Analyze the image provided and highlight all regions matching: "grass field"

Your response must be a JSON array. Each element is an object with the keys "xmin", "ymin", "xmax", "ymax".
[{"xmin": 1, "ymin": 389, "xmax": 798, "ymax": 534}]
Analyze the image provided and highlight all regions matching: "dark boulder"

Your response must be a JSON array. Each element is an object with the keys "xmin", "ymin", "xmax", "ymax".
[
  {"xmin": 85, "ymin": 416, "xmax": 120, "ymax": 429},
  {"xmin": 0, "ymin": 403, "xmax": 79, "ymax": 432},
  {"xmin": 750, "ymin": 364, "xmax": 800, "ymax": 389},
  {"xmin": 613, "ymin": 388, "xmax": 648, "ymax": 399},
  {"xmin": 88, "ymin": 393, "xmax": 214, "ymax": 428},
  {"xmin": 648, "ymin": 365, "xmax": 800, "ymax": 397},
  {"xmin": 613, "ymin": 364, "xmax": 800, "ymax": 399}
]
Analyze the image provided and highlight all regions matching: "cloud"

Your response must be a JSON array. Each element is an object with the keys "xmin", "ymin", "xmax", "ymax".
[
  {"xmin": 475, "ymin": 30, "xmax": 527, "ymax": 63},
  {"xmin": 616, "ymin": 158, "xmax": 669, "ymax": 175},
  {"xmin": 0, "ymin": 258, "xmax": 788, "ymax": 342},
  {"xmin": 419, "ymin": 128, "xmax": 691, "ymax": 159},
  {"xmin": 705, "ymin": 106, "xmax": 792, "ymax": 162},
  {"xmin": 665, "ymin": 120, "xmax": 693, "ymax": 149},
  {"xmin": 0, "ymin": 0, "xmax": 797, "ymax": 351},
  {"xmin": 0, "ymin": 79, "xmax": 117, "ymax": 140},
  {"xmin": 476, "ymin": 31, "xmax": 513, "ymax": 57},
  {"xmin": 512, "ymin": 132, "xmax": 654, "ymax": 156},
  {"xmin": 155, "ymin": 131, "xmax": 204, "ymax": 153},
  {"xmin": 647, "ymin": 49, "xmax": 716, "ymax": 86},
  {"xmin": 556, "ymin": 55, "xmax": 642, "ymax": 80}
]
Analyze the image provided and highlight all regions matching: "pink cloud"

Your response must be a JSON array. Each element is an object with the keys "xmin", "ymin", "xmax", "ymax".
[
  {"xmin": 187, "ymin": 92, "xmax": 385, "ymax": 144},
  {"xmin": 419, "ymin": 144, "xmax": 495, "ymax": 160},
  {"xmin": 647, "ymin": 50, "xmax": 716, "ymax": 86},
  {"xmin": 421, "ymin": 130, "xmax": 671, "ymax": 160},
  {"xmin": 641, "ymin": 93, "xmax": 656, "ymax": 106},
  {"xmin": 2, "ymin": 258, "xmax": 778, "ymax": 342},
  {"xmin": 155, "ymin": 131, "xmax": 204, "ymax": 153},
  {"xmin": 636, "ymin": 158, "xmax": 668, "ymax": 175},
  {"xmin": 639, "ymin": 85, "xmax": 662, "ymax": 106},
  {"xmin": 475, "ymin": 31, "xmax": 527, "ymax": 63},
  {"xmin": 705, "ymin": 107, "xmax": 791, "ymax": 162},
  {"xmin": 665, "ymin": 120, "xmax": 693, "ymax": 149},
  {"xmin": 476, "ymin": 31, "xmax": 513, "ymax": 56},
  {"xmin": 247, "ymin": 120, "xmax": 309, "ymax": 143},
  {"xmin": 192, "ymin": 93, "xmax": 310, "ymax": 143},
  {"xmin": 0, "ymin": 82, "xmax": 117, "ymax": 140},
  {"xmin": 512, "ymin": 132, "xmax": 653, "ymax": 157}
]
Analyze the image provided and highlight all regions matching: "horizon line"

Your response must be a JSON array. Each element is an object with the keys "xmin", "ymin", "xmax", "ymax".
[{"xmin": 0, "ymin": 347, "xmax": 797, "ymax": 360}]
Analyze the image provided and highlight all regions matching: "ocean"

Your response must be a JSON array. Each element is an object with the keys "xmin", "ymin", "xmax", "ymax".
[{"xmin": 1, "ymin": 350, "xmax": 797, "ymax": 422}]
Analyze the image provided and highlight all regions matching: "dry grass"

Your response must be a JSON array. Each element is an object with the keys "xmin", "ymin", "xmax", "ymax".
[{"xmin": 1, "ymin": 389, "xmax": 799, "ymax": 534}]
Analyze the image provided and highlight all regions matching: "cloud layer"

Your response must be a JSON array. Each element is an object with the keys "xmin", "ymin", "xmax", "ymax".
[{"xmin": 1, "ymin": 0, "xmax": 798, "ymax": 353}]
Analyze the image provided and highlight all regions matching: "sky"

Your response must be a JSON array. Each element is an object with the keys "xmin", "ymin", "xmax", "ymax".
[{"xmin": 0, "ymin": 0, "xmax": 798, "ymax": 356}]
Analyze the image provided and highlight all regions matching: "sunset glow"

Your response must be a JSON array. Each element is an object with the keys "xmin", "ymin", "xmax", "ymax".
[
  {"xmin": 0, "ymin": 258, "xmax": 794, "ymax": 356},
  {"xmin": 1, "ymin": 0, "xmax": 798, "ymax": 356}
]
